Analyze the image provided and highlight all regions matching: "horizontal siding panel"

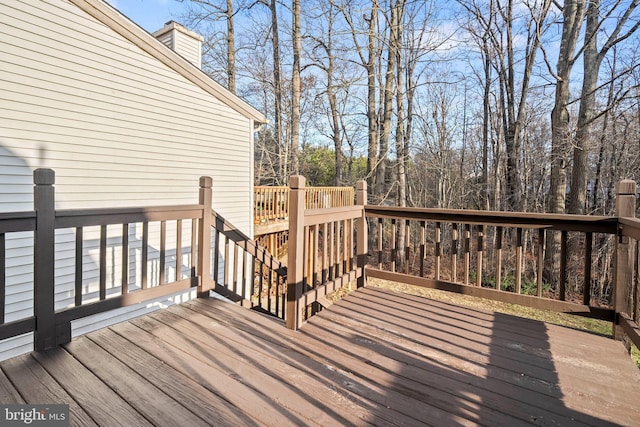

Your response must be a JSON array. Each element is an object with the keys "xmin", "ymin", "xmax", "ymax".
[
  {"xmin": 0, "ymin": 334, "xmax": 33, "ymax": 361},
  {"xmin": 4, "ymin": 2, "xmax": 218, "ymax": 104},
  {"xmin": 0, "ymin": 60, "xmax": 245, "ymax": 131}
]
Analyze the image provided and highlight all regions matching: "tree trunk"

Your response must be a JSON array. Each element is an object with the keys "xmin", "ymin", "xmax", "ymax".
[
  {"xmin": 367, "ymin": 2, "xmax": 379, "ymax": 193},
  {"xmin": 226, "ymin": 0, "xmax": 236, "ymax": 94},
  {"xmin": 269, "ymin": 0, "xmax": 284, "ymax": 183},
  {"xmin": 568, "ymin": 0, "xmax": 600, "ymax": 215},
  {"xmin": 546, "ymin": 0, "xmax": 586, "ymax": 284},
  {"xmin": 291, "ymin": 0, "xmax": 301, "ymax": 176},
  {"xmin": 376, "ymin": 16, "xmax": 396, "ymax": 197}
]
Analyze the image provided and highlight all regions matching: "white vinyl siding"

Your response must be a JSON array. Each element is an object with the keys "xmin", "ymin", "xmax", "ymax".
[
  {"xmin": 0, "ymin": 0, "xmax": 254, "ymax": 359},
  {"xmin": 173, "ymin": 31, "xmax": 202, "ymax": 68}
]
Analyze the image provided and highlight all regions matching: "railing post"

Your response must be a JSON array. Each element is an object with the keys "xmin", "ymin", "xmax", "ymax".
[
  {"xmin": 356, "ymin": 180, "xmax": 368, "ymax": 288},
  {"xmin": 614, "ymin": 179, "xmax": 636, "ymax": 340},
  {"xmin": 198, "ymin": 176, "xmax": 213, "ymax": 296},
  {"xmin": 287, "ymin": 175, "xmax": 306, "ymax": 330},
  {"xmin": 34, "ymin": 169, "xmax": 65, "ymax": 350}
]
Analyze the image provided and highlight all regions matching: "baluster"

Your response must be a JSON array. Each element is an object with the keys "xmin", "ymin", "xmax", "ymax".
[
  {"xmin": 176, "ymin": 219, "xmax": 182, "ymax": 281},
  {"xmin": 377, "ymin": 218, "xmax": 383, "ymax": 269},
  {"xmin": 451, "ymin": 223, "xmax": 458, "ymax": 283},
  {"xmin": 329, "ymin": 221, "xmax": 335, "ymax": 280},
  {"xmin": 391, "ymin": 219, "xmax": 397, "ymax": 272},
  {"xmin": 464, "ymin": 224, "xmax": 470, "ymax": 284},
  {"xmin": 537, "ymin": 229, "xmax": 544, "ymax": 297},
  {"xmin": 75, "ymin": 227, "xmax": 83, "ymax": 306},
  {"xmin": 322, "ymin": 223, "xmax": 328, "ymax": 283},
  {"xmin": 99, "ymin": 225, "xmax": 107, "ymax": 299},
  {"xmin": 495, "ymin": 226, "xmax": 503, "ymax": 290},
  {"xmin": 122, "ymin": 224, "xmax": 129, "ymax": 295},
  {"xmin": 420, "ymin": 221, "xmax": 426, "ymax": 277},
  {"xmin": 343, "ymin": 219, "xmax": 348, "ymax": 274},
  {"xmin": 159, "ymin": 221, "xmax": 166, "ymax": 285},
  {"xmin": 583, "ymin": 232, "xmax": 593, "ymax": 305},
  {"xmin": 405, "ymin": 221, "xmax": 410, "ymax": 274},
  {"xmin": 516, "ymin": 228, "xmax": 523, "ymax": 294},
  {"xmin": 477, "ymin": 225, "xmax": 484, "ymax": 287},
  {"xmin": 313, "ymin": 225, "xmax": 319, "ymax": 286},
  {"xmin": 560, "ymin": 230, "xmax": 567, "ymax": 301},
  {"xmin": 435, "ymin": 222, "xmax": 441, "ymax": 280}
]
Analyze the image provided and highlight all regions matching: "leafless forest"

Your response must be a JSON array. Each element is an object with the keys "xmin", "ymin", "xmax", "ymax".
[
  {"xmin": 177, "ymin": 0, "xmax": 640, "ymax": 303},
  {"xmin": 180, "ymin": 0, "xmax": 639, "ymax": 216}
]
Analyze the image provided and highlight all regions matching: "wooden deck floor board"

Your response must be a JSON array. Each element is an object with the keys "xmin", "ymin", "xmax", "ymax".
[
  {"xmin": 355, "ymin": 287, "xmax": 640, "ymax": 398},
  {"xmin": 1, "ymin": 353, "xmax": 98, "ymax": 427},
  {"xmin": 143, "ymin": 307, "xmax": 368, "ymax": 427},
  {"xmin": 32, "ymin": 349, "xmax": 152, "ymax": 426},
  {"xmin": 87, "ymin": 328, "xmax": 260, "ymax": 427},
  {"xmin": 164, "ymin": 304, "xmax": 388, "ymax": 426},
  {"xmin": 113, "ymin": 319, "xmax": 304, "ymax": 427},
  {"xmin": 306, "ymin": 310, "xmax": 592, "ymax": 427},
  {"xmin": 64, "ymin": 337, "xmax": 210, "ymax": 427},
  {"xmin": 0, "ymin": 367, "xmax": 24, "ymax": 404},
  {"xmin": 0, "ymin": 287, "xmax": 638, "ymax": 426},
  {"xmin": 192, "ymin": 301, "xmax": 478, "ymax": 426},
  {"xmin": 182, "ymin": 301, "xmax": 422, "ymax": 427}
]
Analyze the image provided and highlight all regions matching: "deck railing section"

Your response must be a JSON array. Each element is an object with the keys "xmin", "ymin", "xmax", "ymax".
[
  {"xmin": 615, "ymin": 180, "xmax": 640, "ymax": 348},
  {"xmin": 211, "ymin": 210, "xmax": 286, "ymax": 319},
  {"xmin": 254, "ymin": 185, "xmax": 354, "ymax": 224},
  {"xmin": 285, "ymin": 177, "xmax": 366, "ymax": 330},
  {"xmin": 254, "ymin": 186, "xmax": 289, "ymax": 224},
  {"xmin": 365, "ymin": 206, "xmax": 618, "ymax": 321},
  {"xmin": 0, "ymin": 170, "xmax": 286, "ymax": 352},
  {"xmin": 0, "ymin": 211, "xmax": 36, "ymax": 342}
]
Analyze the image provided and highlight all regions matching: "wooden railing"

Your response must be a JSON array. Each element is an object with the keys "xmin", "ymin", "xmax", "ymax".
[
  {"xmin": 254, "ymin": 186, "xmax": 289, "ymax": 224},
  {"xmin": 285, "ymin": 177, "xmax": 366, "ymax": 330},
  {"xmin": 254, "ymin": 185, "xmax": 354, "ymax": 224},
  {"xmin": 211, "ymin": 210, "xmax": 286, "ymax": 319},
  {"xmin": 615, "ymin": 181, "xmax": 640, "ymax": 349},
  {"xmin": 0, "ymin": 170, "xmax": 286, "ymax": 352},
  {"xmin": 2, "ymin": 170, "xmax": 638, "ymax": 354},
  {"xmin": 364, "ymin": 206, "xmax": 617, "ymax": 320},
  {"xmin": 283, "ymin": 176, "xmax": 640, "ymax": 352}
]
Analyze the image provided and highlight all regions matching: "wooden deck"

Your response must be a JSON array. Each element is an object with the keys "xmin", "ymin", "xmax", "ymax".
[{"xmin": 1, "ymin": 287, "xmax": 639, "ymax": 426}]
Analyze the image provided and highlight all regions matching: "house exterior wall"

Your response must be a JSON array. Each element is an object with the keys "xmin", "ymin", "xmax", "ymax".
[{"xmin": 0, "ymin": 0, "xmax": 255, "ymax": 359}]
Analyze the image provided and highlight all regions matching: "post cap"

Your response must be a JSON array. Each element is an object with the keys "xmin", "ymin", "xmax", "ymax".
[
  {"xmin": 199, "ymin": 176, "xmax": 213, "ymax": 188},
  {"xmin": 616, "ymin": 180, "xmax": 637, "ymax": 196},
  {"xmin": 34, "ymin": 168, "xmax": 55, "ymax": 185},
  {"xmin": 289, "ymin": 175, "xmax": 306, "ymax": 189}
]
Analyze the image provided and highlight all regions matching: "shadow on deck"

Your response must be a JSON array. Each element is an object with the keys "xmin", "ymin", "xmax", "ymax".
[{"xmin": 1, "ymin": 286, "xmax": 638, "ymax": 426}]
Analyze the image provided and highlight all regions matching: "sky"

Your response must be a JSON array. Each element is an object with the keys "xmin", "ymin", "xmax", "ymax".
[{"xmin": 106, "ymin": 0, "xmax": 186, "ymax": 33}]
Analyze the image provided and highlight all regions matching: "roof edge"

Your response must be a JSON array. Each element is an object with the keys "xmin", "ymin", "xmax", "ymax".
[{"xmin": 68, "ymin": 0, "xmax": 268, "ymax": 125}]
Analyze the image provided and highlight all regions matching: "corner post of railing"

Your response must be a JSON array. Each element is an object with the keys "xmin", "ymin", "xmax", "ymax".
[
  {"xmin": 198, "ymin": 176, "xmax": 213, "ymax": 297},
  {"xmin": 286, "ymin": 175, "xmax": 306, "ymax": 330},
  {"xmin": 356, "ymin": 180, "xmax": 368, "ymax": 288},
  {"xmin": 614, "ymin": 179, "xmax": 636, "ymax": 340},
  {"xmin": 34, "ymin": 169, "xmax": 65, "ymax": 350}
]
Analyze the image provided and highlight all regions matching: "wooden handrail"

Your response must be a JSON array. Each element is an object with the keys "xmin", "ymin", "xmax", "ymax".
[
  {"xmin": 364, "ymin": 206, "xmax": 620, "ymax": 322},
  {"xmin": 0, "ymin": 170, "xmax": 267, "ymax": 351}
]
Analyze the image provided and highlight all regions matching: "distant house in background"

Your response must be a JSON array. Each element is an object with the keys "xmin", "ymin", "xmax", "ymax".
[{"xmin": 0, "ymin": 0, "xmax": 266, "ymax": 359}]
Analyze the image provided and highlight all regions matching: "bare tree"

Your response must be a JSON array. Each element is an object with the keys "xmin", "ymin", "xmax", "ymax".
[{"xmin": 567, "ymin": 0, "xmax": 640, "ymax": 214}]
